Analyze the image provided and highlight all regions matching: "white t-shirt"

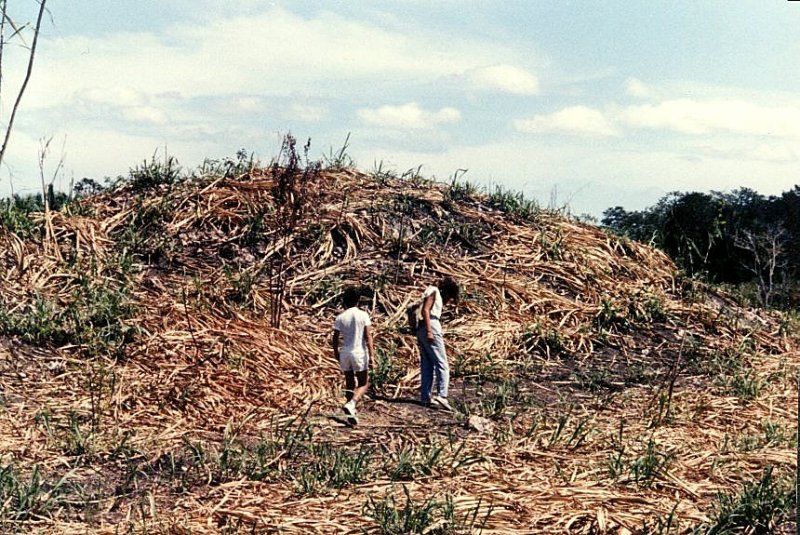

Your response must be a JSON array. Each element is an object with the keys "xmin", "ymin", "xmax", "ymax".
[
  {"xmin": 334, "ymin": 307, "xmax": 372, "ymax": 358},
  {"xmin": 422, "ymin": 286, "xmax": 443, "ymax": 319}
]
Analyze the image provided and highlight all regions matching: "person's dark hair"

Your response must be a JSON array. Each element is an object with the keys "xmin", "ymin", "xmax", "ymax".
[
  {"xmin": 342, "ymin": 286, "xmax": 361, "ymax": 308},
  {"xmin": 438, "ymin": 276, "xmax": 459, "ymax": 303}
]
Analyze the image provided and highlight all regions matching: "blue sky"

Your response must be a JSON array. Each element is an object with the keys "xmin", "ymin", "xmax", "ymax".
[{"xmin": 2, "ymin": 0, "xmax": 799, "ymax": 216}]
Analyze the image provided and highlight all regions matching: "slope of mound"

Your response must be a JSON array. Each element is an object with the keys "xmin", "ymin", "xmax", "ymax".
[{"xmin": 0, "ymin": 157, "xmax": 797, "ymax": 533}]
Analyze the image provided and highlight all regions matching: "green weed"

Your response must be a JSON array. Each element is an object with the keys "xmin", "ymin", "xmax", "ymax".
[
  {"xmin": 127, "ymin": 152, "xmax": 182, "ymax": 190},
  {"xmin": 115, "ymin": 196, "xmax": 177, "ymax": 265},
  {"xmin": 629, "ymin": 438, "xmax": 673, "ymax": 488},
  {"xmin": 630, "ymin": 292, "xmax": 668, "ymax": 323},
  {"xmin": 364, "ymin": 485, "xmax": 492, "ymax": 535},
  {"xmin": 0, "ymin": 465, "xmax": 66, "ymax": 525},
  {"xmin": 487, "ymin": 186, "xmax": 539, "ymax": 222},
  {"xmin": 594, "ymin": 297, "xmax": 629, "ymax": 332},
  {"xmin": 296, "ymin": 443, "xmax": 372, "ymax": 494},
  {"xmin": 0, "ymin": 194, "xmax": 48, "ymax": 238},
  {"xmin": 519, "ymin": 323, "xmax": 564, "ymax": 359},
  {"xmin": 384, "ymin": 439, "xmax": 450, "ymax": 481},
  {"xmin": 324, "ymin": 132, "xmax": 355, "ymax": 170},
  {"xmin": 697, "ymin": 466, "xmax": 792, "ymax": 534},
  {"xmin": 640, "ymin": 502, "xmax": 679, "ymax": 534},
  {"xmin": 0, "ymin": 277, "xmax": 136, "ymax": 357},
  {"xmin": 447, "ymin": 169, "xmax": 478, "ymax": 202},
  {"xmin": 196, "ymin": 148, "xmax": 255, "ymax": 179},
  {"xmin": 371, "ymin": 160, "xmax": 398, "ymax": 185},
  {"xmin": 545, "ymin": 410, "xmax": 593, "ymax": 450},
  {"xmin": 370, "ymin": 344, "xmax": 404, "ymax": 393},
  {"xmin": 728, "ymin": 369, "xmax": 763, "ymax": 400}
]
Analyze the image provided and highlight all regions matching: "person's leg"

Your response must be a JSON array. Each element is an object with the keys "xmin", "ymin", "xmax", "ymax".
[
  {"xmin": 342, "ymin": 368, "xmax": 358, "ymax": 423},
  {"xmin": 352, "ymin": 370, "xmax": 369, "ymax": 403},
  {"xmin": 430, "ymin": 331, "xmax": 450, "ymax": 399},
  {"xmin": 417, "ymin": 332, "xmax": 434, "ymax": 403},
  {"xmin": 343, "ymin": 371, "xmax": 355, "ymax": 402}
]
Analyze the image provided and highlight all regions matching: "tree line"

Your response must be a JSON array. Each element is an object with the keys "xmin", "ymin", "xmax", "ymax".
[{"xmin": 601, "ymin": 186, "xmax": 800, "ymax": 309}]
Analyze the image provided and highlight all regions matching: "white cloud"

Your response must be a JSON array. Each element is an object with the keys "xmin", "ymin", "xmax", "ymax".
[
  {"xmin": 747, "ymin": 143, "xmax": 798, "ymax": 163},
  {"xmin": 30, "ymin": 7, "xmax": 524, "ymax": 109},
  {"xmin": 625, "ymin": 77, "xmax": 652, "ymax": 99},
  {"xmin": 68, "ymin": 86, "xmax": 169, "ymax": 125},
  {"xmin": 121, "ymin": 106, "xmax": 170, "ymax": 125},
  {"xmin": 620, "ymin": 98, "xmax": 800, "ymax": 138},
  {"xmin": 514, "ymin": 106, "xmax": 618, "ymax": 137},
  {"xmin": 289, "ymin": 103, "xmax": 328, "ymax": 122},
  {"xmin": 515, "ymin": 93, "xmax": 800, "ymax": 142},
  {"xmin": 228, "ymin": 97, "xmax": 267, "ymax": 114},
  {"xmin": 465, "ymin": 64, "xmax": 539, "ymax": 95},
  {"xmin": 77, "ymin": 87, "xmax": 147, "ymax": 108},
  {"xmin": 357, "ymin": 102, "xmax": 461, "ymax": 130}
]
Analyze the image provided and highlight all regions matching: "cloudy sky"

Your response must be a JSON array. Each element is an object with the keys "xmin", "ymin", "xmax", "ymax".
[{"xmin": 2, "ymin": 0, "xmax": 799, "ymax": 216}]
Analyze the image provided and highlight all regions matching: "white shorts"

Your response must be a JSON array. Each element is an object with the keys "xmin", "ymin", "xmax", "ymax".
[{"xmin": 339, "ymin": 352, "xmax": 368, "ymax": 373}]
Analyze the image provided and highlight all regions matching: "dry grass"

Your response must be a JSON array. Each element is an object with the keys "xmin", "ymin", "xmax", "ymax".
[{"xmin": 0, "ymin": 160, "xmax": 796, "ymax": 534}]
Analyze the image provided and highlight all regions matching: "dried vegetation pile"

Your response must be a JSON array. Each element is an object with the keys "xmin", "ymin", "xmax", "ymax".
[{"xmin": 0, "ymin": 145, "xmax": 797, "ymax": 533}]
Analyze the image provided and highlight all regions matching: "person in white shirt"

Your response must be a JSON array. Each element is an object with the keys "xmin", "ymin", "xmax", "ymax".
[
  {"xmin": 418, "ymin": 276, "xmax": 459, "ymax": 411},
  {"xmin": 332, "ymin": 287, "xmax": 374, "ymax": 425}
]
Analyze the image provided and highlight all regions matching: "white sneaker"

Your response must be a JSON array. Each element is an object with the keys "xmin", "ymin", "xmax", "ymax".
[
  {"xmin": 431, "ymin": 395, "xmax": 454, "ymax": 412},
  {"xmin": 343, "ymin": 400, "xmax": 358, "ymax": 425}
]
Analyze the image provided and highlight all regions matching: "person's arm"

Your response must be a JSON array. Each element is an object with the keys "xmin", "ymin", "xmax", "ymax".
[
  {"xmin": 422, "ymin": 293, "xmax": 435, "ymax": 342},
  {"xmin": 332, "ymin": 329, "xmax": 341, "ymax": 363},
  {"xmin": 364, "ymin": 325, "xmax": 375, "ymax": 369}
]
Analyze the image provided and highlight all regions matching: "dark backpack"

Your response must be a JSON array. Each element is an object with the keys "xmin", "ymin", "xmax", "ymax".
[{"xmin": 406, "ymin": 301, "xmax": 422, "ymax": 333}]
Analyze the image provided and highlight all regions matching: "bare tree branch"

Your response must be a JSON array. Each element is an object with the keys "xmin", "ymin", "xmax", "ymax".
[
  {"xmin": 0, "ymin": 0, "xmax": 46, "ymax": 171},
  {"xmin": 734, "ymin": 226, "xmax": 788, "ymax": 307}
]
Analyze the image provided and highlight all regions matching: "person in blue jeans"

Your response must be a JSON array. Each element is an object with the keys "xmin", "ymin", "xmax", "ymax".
[{"xmin": 417, "ymin": 276, "xmax": 459, "ymax": 411}]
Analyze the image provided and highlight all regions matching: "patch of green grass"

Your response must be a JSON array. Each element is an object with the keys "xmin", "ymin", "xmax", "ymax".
[
  {"xmin": 519, "ymin": 323, "xmax": 565, "ymax": 359},
  {"xmin": 777, "ymin": 310, "xmax": 800, "ymax": 338},
  {"xmin": 371, "ymin": 160, "xmax": 399, "ymax": 185},
  {"xmin": 323, "ymin": 132, "xmax": 355, "ymax": 170},
  {"xmin": 127, "ymin": 152, "xmax": 182, "ymax": 190},
  {"xmin": 167, "ymin": 416, "xmax": 378, "ymax": 494},
  {"xmin": 538, "ymin": 227, "xmax": 565, "ymax": 260},
  {"xmin": 593, "ymin": 297, "xmax": 629, "ymax": 332},
  {"xmin": 363, "ymin": 485, "xmax": 492, "ymax": 535},
  {"xmin": 387, "ymin": 433, "xmax": 484, "ymax": 480},
  {"xmin": 451, "ymin": 352, "xmax": 504, "ymax": 383},
  {"xmin": 607, "ymin": 447, "xmax": 627, "ymax": 481},
  {"xmin": 698, "ymin": 466, "xmax": 792, "ymax": 534},
  {"xmin": 0, "ymin": 276, "xmax": 136, "ymax": 357},
  {"xmin": 384, "ymin": 439, "xmax": 449, "ymax": 481},
  {"xmin": 629, "ymin": 438, "xmax": 673, "ymax": 488},
  {"xmin": 736, "ymin": 420, "xmax": 792, "ymax": 452},
  {"xmin": 639, "ymin": 502, "xmax": 679, "ymax": 534},
  {"xmin": 115, "ymin": 196, "xmax": 178, "ymax": 266},
  {"xmin": 574, "ymin": 366, "xmax": 613, "ymax": 392},
  {"xmin": 727, "ymin": 369, "xmax": 763, "ymax": 400},
  {"xmin": 223, "ymin": 265, "xmax": 261, "ymax": 309},
  {"xmin": 0, "ymin": 465, "xmax": 68, "ymax": 525},
  {"xmin": 629, "ymin": 291, "xmax": 668, "ymax": 324},
  {"xmin": 487, "ymin": 186, "xmax": 539, "ymax": 222},
  {"xmin": 370, "ymin": 344, "xmax": 404, "ymax": 394},
  {"xmin": 544, "ymin": 409, "xmax": 594, "ymax": 451},
  {"xmin": 0, "ymin": 194, "xmax": 46, "ymax": 238},
  {"xmin": 459, "ymin": 379, "xmax": 530, "ymax": 421},
  {"xmin": 296, "ymin": 443, "xmax": 372, "ymax": 494},
  {"xmin": 446, "ymin": 169, "xmax": 479, "ymax": 203},
  {"xmin": 196, "ymin": 148, "xmax": 255, "ymax": 179}
]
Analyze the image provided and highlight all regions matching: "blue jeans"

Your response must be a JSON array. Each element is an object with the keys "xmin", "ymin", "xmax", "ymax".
[{"xmin": 417, "ymin": 321, "xmax": 449, "ymax": 401}]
